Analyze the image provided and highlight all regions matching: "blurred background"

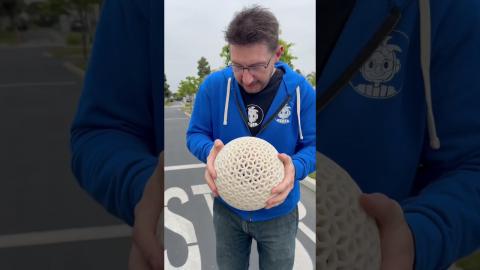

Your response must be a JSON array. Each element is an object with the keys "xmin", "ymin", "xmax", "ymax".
[{"xmin": 0, "ymin": 0, "xmax": 134, "ymax": 269}]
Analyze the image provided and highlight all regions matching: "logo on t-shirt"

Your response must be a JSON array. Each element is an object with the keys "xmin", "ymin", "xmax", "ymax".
[
  {"xmin": 275, "ymin": 104, "xmax": 291, "ymax": 124},
  {"xmin": 247, "ymin": 104, "xmax": 264, "ymax": 128}
]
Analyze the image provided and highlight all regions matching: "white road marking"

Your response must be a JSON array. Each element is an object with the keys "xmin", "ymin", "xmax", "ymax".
[
  {"xmin": 165, "ymin": 118, "xmax": 187, "ymax": 121},
  {"xmin": 293, "ymin": 239, "xmax": 314, "ymax": 270},
  {"xmin": 165, "ymin": 164, "xmax": 205, "ymax": 171},
  {"xmin": 191, "ymin": 184, "xmax": 214, "ymax": 216},
  {"xmin": 298, "ymin": 223, "xmax": 316, "ymax": 244},
  {"xmin": 63, "ymin": 61, "xmax": 85, "ymax": 77},
  {"xmin": 0, "ymin": 81, "xmax": 76, "ymax": 88},
  {"xmin": 0, "ymin": 225, "xmax": 131, "ymax": 248},
  {"xmin": 164, "ymin": 187, "xmax": 197, "ymax": 243},
  {"xmin": 169, "ymin": 183, "xmax": 316, "ymax": 268},
  {"xmin": 191, "ymin": 184, "xmax": 316, "ymax": 243},
  {"xmin": 165, "ymin": 187, "xmax": 202, "ymax": 269},
  {"xmin": 166, "ymin": 105, "xmax": 183, "ymax": 109}
]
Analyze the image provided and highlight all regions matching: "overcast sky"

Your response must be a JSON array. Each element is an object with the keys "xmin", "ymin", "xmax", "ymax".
[{"xmin": 165, "ymin": 0, "xmax": 315, "ymax": 92}]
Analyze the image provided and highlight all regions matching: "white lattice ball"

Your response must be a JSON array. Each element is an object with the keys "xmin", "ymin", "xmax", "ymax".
[
  {"xmin": 214, "ymin": 137, "xmax": 284, "ymax": 211},
  {"xmin": 316, "ymin": 152, "xmax": 381, "ymax": 270}
]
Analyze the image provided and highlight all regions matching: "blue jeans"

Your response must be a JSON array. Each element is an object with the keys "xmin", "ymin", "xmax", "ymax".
[{"xmin": 213, "ymin": 199, "xmax": 298, "ymax": 270}]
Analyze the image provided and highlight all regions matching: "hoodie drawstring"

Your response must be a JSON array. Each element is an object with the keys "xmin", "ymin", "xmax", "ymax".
[
  {"xmin": 420, "ymin": 0, "xmax": 441, "ymax": 149},
  {"xmin": 223, "ymin": 77, "xmax": 231, "ymax": 125},
  {"xmin": 296, "ymin": 86, "xmax": 304, "ymax": 140}
]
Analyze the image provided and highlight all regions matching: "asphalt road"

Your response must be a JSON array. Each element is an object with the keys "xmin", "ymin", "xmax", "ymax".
[
  {"xmin": 164, "ymin": 104, "xmax": 316, "ymax": 269},
  {"xmin": 0, "ymin": 42, "xmax": 131, "ymax": 269}
]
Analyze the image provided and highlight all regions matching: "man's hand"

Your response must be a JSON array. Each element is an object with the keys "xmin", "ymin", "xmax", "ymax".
[
  {"xmin": 265, "ymin": 153, "xmax": 295, "ymax": 209},
  {"xmin": 129, "ymin": 152, "xmax": 164, "ymax": 270},
  {"xmin": 360, "ymin": 193, "xmax": 415, "ymax": 270},
  {"xmin": 205, "ymin": 139, "xmax": 224, "ymax": 197}
]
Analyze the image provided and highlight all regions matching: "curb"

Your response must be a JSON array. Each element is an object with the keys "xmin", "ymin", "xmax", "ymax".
[
  {"xmin": 301, "ymin": 176, "xmax": 316, "ymax": 192},
  {"xmin": 63, "ymin": 61, "xmax": 85, "ymax": 78}
]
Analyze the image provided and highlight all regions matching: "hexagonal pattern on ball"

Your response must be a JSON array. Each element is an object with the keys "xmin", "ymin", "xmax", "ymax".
[
  {"xmin": 214, "ymin": 137, "xmax": 284, "ymax": 211},
  {"xmin": 316, "ymin": 152, "xmax": 381, "ymax": 270}
]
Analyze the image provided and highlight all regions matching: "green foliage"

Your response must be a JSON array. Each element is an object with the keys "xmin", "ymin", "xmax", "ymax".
[
  {"xmin": 66, "ymin": 32, "xmax": 81, "ymax": 45},
  {"xmin": 0, "ymin": 30, "xmax": 17, "ymax": 44},
  {"xmin": 0, "ymin": 0, "xmax": 23, "ymax": 29},
  {"xmin": 177, "ymin": 76, "xmax": 200, "ymax": 99},
  {"xmin": 278, "ymin": 39, "xmax": 297, "ymax": 69},
  {"xmin": 40, "ymin": 0, "xmax": 68, "ymax": 17},
  {"xmin": 220, "ymin": 45, "xmax": 230, "ymax": 67},
  {"xmin": 456, "ymin": 251, "xmax": 480, "ymax": 270},
  {"xmin": 220, "ymin": 38, "xmax": 298, "ymax": 69},
  {"xmin": 306, "ymin": 72, "xmax": 316, "ymax": 87},
  {"xmin": 164, "ymin": 73, "xmax": 172, "ymax": 99},
  {"xmin": 197, "ymin": 56, "xmax": 211, "ymax": 81}
]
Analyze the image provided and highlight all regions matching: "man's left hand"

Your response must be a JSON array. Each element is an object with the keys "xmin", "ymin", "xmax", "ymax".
[
  {"xmin": 265, "ymin": 153, "xmax": 295, "ymax": 209},
  {"xmin": 360, "ymin": 193, "xmax": 415, "ymax": 270}
]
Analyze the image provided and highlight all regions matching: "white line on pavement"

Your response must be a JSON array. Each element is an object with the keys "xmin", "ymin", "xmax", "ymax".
[
  {"xmin": 298, "ymin": 222, "xmax": 316, "ymax": 243},
  {"xmin": 191, "ymin": 184, "xmax": 214, "ymax": 216},
  {"xmin": 0, "ymin": 81, "xmax": 76, "ymax": 88},
  {"xmin": 0, "ymin": 225, "xmax": 131, "ymax": 248},
  {"xmin": 165, "ymin": 118, "xmax": 187, "ymax": 121},
  {"xmin": 165, "ymin": 164, "xmax": 206, "ymax": 171},
  {"xmin": 63, "ymin": 61, "xmax": 85, "ymax": 77}
]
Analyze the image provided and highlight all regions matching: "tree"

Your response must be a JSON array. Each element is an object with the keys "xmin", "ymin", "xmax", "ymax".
[
  {"xmin": 177, "ymin": 76, "xmax": 200, "ymax": 100},
  {"xmin": 197, "ymin": 56, "xmax": 211, "ymax": 81},
  {"xmin": 306, "ymin": 72, "xmax": 316, "ymax": 87},
  {"xmin": 164, "ymin": 73, "xmax": 172, "ymax": 100},
  {"xmin": 278, "ymin": 39, "xmax": 297, "ymax": 69},
  {"xmin": 220, "ymin": 38, "xmax": 298, "ymax": 69},
  {"xmin": 0, "ymin": 0, "xmax": 22, "ymax": 31},
  {"xmin": 220, "ymin": 45, "xmax": 230, "ymax": 67},
  {"xmin": 68, "ymin": 0, "xmax": 102, "ymax": 62}
]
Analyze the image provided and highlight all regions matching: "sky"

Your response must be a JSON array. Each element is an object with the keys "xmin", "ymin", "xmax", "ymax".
[{"xmin": 165, "ymin": 0, "xmax": 316, "ymax": 92}]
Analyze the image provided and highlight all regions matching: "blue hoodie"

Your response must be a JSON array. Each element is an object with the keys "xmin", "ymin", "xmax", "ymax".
[
  {"xmin": 318, "ymin": 0, "xmax": 480, "ymax": 269},
  {"xmin": 186, "ymin": 62, "xmax": 316, "ymax": 222},
  {"xmin": 70, "ymin": 0, "xmax": 164, "ymax": 226}
]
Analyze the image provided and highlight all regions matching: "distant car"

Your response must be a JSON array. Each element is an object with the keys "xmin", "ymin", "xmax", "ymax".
[{"xmin": 70, "ymin": 20, "xmax": 85, "ymax": 32}]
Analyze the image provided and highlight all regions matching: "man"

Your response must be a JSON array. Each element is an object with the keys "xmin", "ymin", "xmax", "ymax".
[
  {"xmin": 186, "ymin": 6, "xmax": 316, "ymax": 270},
  {"xmin": 70, "ymin": 0, "xmax": 164, "ymax": 269},
  {"xmin": 318, "ymin": 0, "xmax": 480, "ymax": 269}
]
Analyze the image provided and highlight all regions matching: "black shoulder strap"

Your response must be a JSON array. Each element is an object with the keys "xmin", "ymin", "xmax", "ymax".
[{"xmin": 316, "ymin": 7, "xmax": 402, "ymax": 115}]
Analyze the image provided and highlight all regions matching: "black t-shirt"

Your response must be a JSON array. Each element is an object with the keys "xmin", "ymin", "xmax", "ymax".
[
  {"xmin": 239, "ymin": 69, "xmax": 284, "ymax": 136},
  {"xmin": 317, "ymin": 0, "xmax": 357, "ymax": 77}
]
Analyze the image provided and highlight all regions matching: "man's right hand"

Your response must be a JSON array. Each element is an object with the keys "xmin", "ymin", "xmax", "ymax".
[
  {"xmin": 205, "ymin": 139, "xmax": 224, "ymax": 197},
  {"xmin": 129, "ymin": 153, "xmax": 163, "ymax": 270}
]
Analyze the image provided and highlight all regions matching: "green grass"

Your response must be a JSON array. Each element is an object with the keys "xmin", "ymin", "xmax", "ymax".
[
  {"xmin": 0, "ymin": 31, "xmax": 18, "ymax": 44},
  {"xmin": 65, "ymin": 32, "xmax": 82, "ymax": 46},
  {"xmin": 183, "ymin": 103, "xmax": 193, "ymax": 115},
  {"xmin": 456, "ymin": 251, "xmax": 480, "ymax": 270},
  {"xmin": 49, "ymin": 46, "xmax": 89, "ymax": 70}
]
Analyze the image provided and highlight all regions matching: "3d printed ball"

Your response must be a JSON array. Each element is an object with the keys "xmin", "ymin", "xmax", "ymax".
[
  {"xmin": 316, "ymin": 152, "xmax": 381, "ymax": 270},
  {"xmin": 214, "ymin": 137, "xmax": 284, "ymax": 211}
]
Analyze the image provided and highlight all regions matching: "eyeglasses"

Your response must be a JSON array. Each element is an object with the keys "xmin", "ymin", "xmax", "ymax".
[{"xmin": 230, "ymin": 54, "xmax": 274, "ymax": 75}]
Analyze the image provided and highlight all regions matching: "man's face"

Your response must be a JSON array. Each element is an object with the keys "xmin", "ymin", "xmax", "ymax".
[{"xmin": 230, "ymin": 43, "xmax": 281, "ymax": 93}]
